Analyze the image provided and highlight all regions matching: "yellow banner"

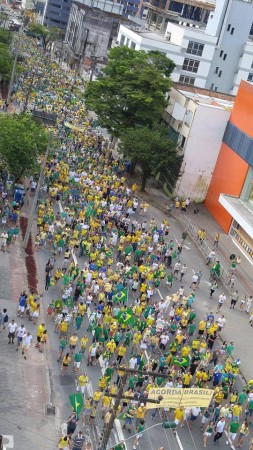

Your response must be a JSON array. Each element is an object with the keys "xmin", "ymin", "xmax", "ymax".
[
  {"xmin": 146, "ymin": 388, "xmax": 214, "ymax": 409},
  {"xmin": 64, "ymin": 122, "xmax": 85, "ymax": 132}
]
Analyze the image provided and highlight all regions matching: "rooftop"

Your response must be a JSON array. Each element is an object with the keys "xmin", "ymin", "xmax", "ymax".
[{"xmin": 174, "ymin": 83, "xmax": 235, "ymax": 109}]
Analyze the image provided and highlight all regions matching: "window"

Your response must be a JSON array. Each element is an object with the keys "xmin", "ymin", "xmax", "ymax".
[
  {"xmin": 182, "ymin": 58, "xmax": 199, "ymax": 73},
  {"xmin": 130, "ymin": 41, "xmax": 136, "ymax": 49},
  {"xmin": 248, "ymin": 73, "xmax": 253, "ymax": 82},
  {"xmin": 179, "ymin": 75, "xmax": 195, "ymax": 85},
  {"xmin": 126, "ymin": 38, "xmax": 130, "ymax": 46},
  {"xmin": 218, "ymin": 70, "xmax": 222, "ymax": 77},
  {"xmin": 251, "ymin": 62, "xmax": 253, "ymax": 69},
  {"xmin": 186, "ymin": 41, "xmax": 204, "ymax": 56},
  {"xmin": 178, "ymin": 134, "xmax": 186, "ymax": 149},
  {"xmin": 184, "ymin": 110, "xmax": 193, "ymax": 127},
  {"xmin": 219, "ymin": 50, "xmax": 223, "ymax": 57},
  {"xmin": 119, "ymin": 34, "xmax": 125, "ymax": 46},
  {"xmin": 231, "ymin": 27, "xmax": 235, "ymax": 35},
  {"xmin": 227, "ymin": 24, "xmax": 231, "ymax": 31},
  {"xmin": 223, "ymin": 53, "xmax": 227, "ymax": 61},
  {"xmin": 215, "ymin": 66, "xmax": 219, "ymax": 74},
  {"xmin": 210, "ymin": 83, "xmax": 214, "ymax": 90}
]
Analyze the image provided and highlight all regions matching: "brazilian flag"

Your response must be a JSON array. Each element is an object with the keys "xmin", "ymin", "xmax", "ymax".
[
  {"xmin": 172, "ymin": 356, "xmax": 190, "ymax": 367},
  {"xmin": 117, "ymin": 308, "xmax": 135, "ymax": 326},
  {"xmin": 113, "ymin": 289, "xmax": 128, "ymax": 304},
  {"xmin": 69, "ymin": 393, "xmax": 83, "ymax": 419}
]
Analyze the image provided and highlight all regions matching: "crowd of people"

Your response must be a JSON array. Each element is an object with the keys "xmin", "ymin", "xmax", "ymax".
[{"xmin": 1, "ymin": 34, "xmax": 252, "ymax": 450}]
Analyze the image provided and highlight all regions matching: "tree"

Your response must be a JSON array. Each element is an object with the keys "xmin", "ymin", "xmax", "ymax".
[
  {"xmin": 0, "ymin": 42, "xmax": 13, "ymax": 82},
  {"xmin": 28, "ymin": 23, "xmax": 64, "ymax": 50},
  {"xmin": 0, "ymin": 113, "xmax": 48, "ymax": 181},
  {"xmin": 0, "ymin": 27, "xmax": 12, "ymax": 45},
  {"xmin": 84, "ymin": 46, "xmax": 175, "ymax": 136},
  {"xmin": 119, "ymin": 125, "xmax": 182, "ymax": 191}
]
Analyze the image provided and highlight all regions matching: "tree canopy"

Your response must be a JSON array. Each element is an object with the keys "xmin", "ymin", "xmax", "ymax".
[
  {"xmin": 0, "ymin": 42, "xmax": 13, "ymax": 82},
  {"xmin": 0, "ymin": 113, "xmax": 48, "ymax": 181},
  {"xmin": 119, "ymin": 124, "xmax": 182, "ymax": 191},
  {"xmin": 84, "ymin": 46, "xmax": 175, "ymax": 136},
  {"xmin": 0, "ymin": 27, "xmax": 12, "ymax": 45},
  {"xmin": 28, "ymin": 23, "xmax": 65, "ymax": 50}
]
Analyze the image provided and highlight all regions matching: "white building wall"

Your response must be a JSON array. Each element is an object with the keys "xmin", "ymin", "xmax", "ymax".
[{"xmin": 174, "ymin": 105, "xmax": 230, "ymax": 202}]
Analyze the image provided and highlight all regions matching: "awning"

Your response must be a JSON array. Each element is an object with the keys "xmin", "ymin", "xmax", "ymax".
[{"xmin": 219, "ymin": 194, "xmax": 253, "ymax": 239}]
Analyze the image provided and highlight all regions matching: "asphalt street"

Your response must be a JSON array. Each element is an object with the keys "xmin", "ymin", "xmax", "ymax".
[{"xmin": 35, "ymin": 196, "xmax": 252, "ymax": 450}]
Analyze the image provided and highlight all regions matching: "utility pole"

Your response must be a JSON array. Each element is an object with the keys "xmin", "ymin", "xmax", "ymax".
[
  {"xmin": 23, "ymin": 70, "xmax": 36, "ymax": 112},
  {"xmin": 7, "ymin": 17, "xmax": 24, "ymax": 104},
  {"xmin": 97, "ymin": 367, "xmax": 167, "ymax": 450},
  {"xmin": 7, "ymin": 49, "xmax": 18, "ymax": 104},
  {"xmin": 23, "ymin": 134, "xmax": 52, "ymax": 249}
]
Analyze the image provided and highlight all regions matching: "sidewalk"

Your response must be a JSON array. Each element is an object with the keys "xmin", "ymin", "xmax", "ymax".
[{"xmin": 0, "ymin": 233, "xmax": 58, "ymax": 450}]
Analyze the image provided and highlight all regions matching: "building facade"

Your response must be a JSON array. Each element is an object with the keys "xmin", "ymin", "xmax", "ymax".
[
  {"xmin": 205, "ymin": 81, "xmax": 253, "ymax": 260},
  {"xmin": 64, "ymin": 0, "xmax": 135, "ymax": 70},
  {"xmin": 43, "ymin": 0, "xmax": 72, "ymax": 30},
  {"xmin": 116, "ymin": 0, "xmax": 253, "ymax": 95},
  {"xmin": 160, "ymin": 84, "xmax": 233, "ymax": 201}
]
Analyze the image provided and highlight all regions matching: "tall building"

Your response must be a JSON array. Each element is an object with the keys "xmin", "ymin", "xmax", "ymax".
[
  {"xmin": 116, "ymin": 0, "xmax": 253, "ymax": 95},
  {"xmin": 43, "ymin": 0, "xmax": 72, "ymax": 30},
  {"xmin": 205, "ymin": 80, "xmax": 253, "ymax": 260}
]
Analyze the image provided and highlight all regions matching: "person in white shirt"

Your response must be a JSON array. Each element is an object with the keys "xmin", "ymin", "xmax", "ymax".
[
  {"xmin": 16, "ymin": 324, "xmax": 26, "ymax": 350},
  {"xmin": 217, "ymin": 315, "xmax": 226, "ymax": 331},
  {"xmin": 8, "ymin": 320, "xmax": 18, "ymax": 344},
  {"xmin": 129, "ymin": 356, "xmax": 137, "ymax": 369},
  {"xmin": 213, "ymin": 417, "xmax": 226, "ymax": 443},
  {"xmin": 189, "ymin": 407, "xmax": 201, "ymax": 428},
  {"xmin": 217, "ymin": 293, "xmax": 226, "ymax": 312},
  {"xmin": 22, "ymin": 332, "xmax": 33, "ymax": 359}
]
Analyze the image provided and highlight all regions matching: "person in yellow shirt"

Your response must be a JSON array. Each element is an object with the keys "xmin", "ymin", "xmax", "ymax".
[
  {"xmin": 174, "ymin": 406, "xmax": 185, "ymax": 426},
  {"xmin": 69, "ymin": 333, "xmax": 79, "ymax": 353},
  {"xmin": 36, "ymin": 323, "xmax": 45, "ymax": 347},
  {"xmin": 182, "ymin": 372, "xmax": 192, "ymax": 388},
  {"xmin": 117, "ymin": 345, "xmax": 127, "ymax": 363},
  {"xmin": 181, "ymin": 345, "xmax": 191, "ymax": 357},
  {"xmin": 106, "ymin": 339, "xmax": 116, "ymax": 355},
  {"xmin": 80, "ymin": 335, "xmax": 89, "ymax": 353},
  {"xmin": 78, "ymin": 302, "xmax": 86, "ymax": 316},
  {"xmin": 78, "ymin": 374, "xmax": 89, "ymax": 393},
  {"xmin": 93, "ymin": 389, "xmax": 103, "ymax": 404},
  {"xmin": 58, "ymin": 435, "xmax": 70, "ymax": 449}
]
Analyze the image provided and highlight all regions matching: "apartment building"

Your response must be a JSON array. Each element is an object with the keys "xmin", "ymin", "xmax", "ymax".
[
  {"xmin": 116, "ymin": 0, "xmax": 253, "ymax": 95},
  {"xmin": 159, "ymin": 84, "xmax": 233, "ymax": 201}
]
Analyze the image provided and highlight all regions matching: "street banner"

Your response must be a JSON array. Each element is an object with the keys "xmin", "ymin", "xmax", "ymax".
[
  {"xmin": 146, "ymin": 387, "xmax": 214, "ymax": 409},
  {"xmin": 69, "ymin": 393, "xmax": 84, "ymax": 418}
]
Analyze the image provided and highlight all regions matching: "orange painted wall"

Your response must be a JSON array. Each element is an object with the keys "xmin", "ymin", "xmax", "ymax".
[
  {"xmin": 205, "ymin": 143, "xmax": 249, "ymax": 233},
  {"xmin": 230, "ymin": 81, "xmax": 253, "ymax": 138}
]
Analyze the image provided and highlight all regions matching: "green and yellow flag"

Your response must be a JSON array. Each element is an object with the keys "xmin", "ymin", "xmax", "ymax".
[
  {"xmin": 117, "ymin": 308, "xmax": 135, "ymax": 326},
  {"xmin": 69, "ymin": 393, "xmax": 84, "ymax": 418},
  {"xmin": 172, "ymin": 356, "xmax": 190, "ymax": 367},
  {"xmin": 113, "ymin": 289, "xmax": 128, "ymax": 304}
]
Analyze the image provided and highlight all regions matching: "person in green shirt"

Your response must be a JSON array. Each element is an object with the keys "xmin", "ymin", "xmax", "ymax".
[
  {"xmin": 228, "ymin": 420, "xmax": 240, "ymax": 442},
  {"xmin": 75, "ymin": 313, "xmax": 83, "ymax": 330},
  {"xmin": 128, "ymin": 375, "xmax": 138, "ymax": 390},
  {"xmin": 133, "ymin": 420, "xmax": 145, "ymax": 450},
  {"xmin": 57, "ymin": 338, "xmax": 68, "ymax": 361},
  {"xmin": 124, "ymin": 330, "xmax": 131, "ymax": 346},
  {"xmin": 189, "ymin": 322, "xmax": 196, "ymax": 336},
  {"xmin": 238, "ymin": 390, "xmax": 247, "ymax": 405},
  {"xmin": 226, "ymin": 342, "xmax": 234, "ymax": 356},
  {"xmin": 73, "ymin": 351, "xmax": 82, "ymax": 374}
]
